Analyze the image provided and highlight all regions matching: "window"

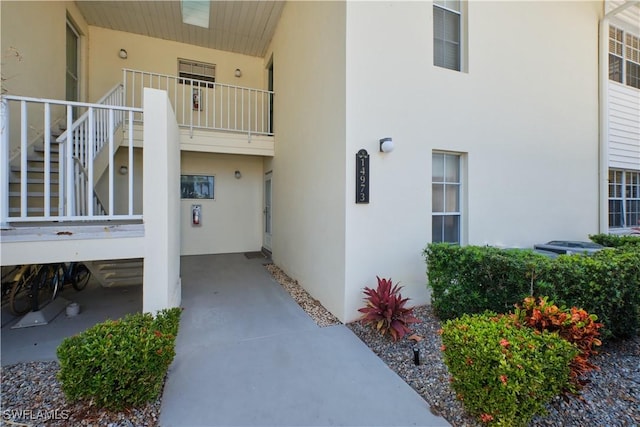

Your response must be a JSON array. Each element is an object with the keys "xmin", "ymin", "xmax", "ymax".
[
  {"xmin": 609, "ymin": 169, "xmax": 640, "ymax": 228},
  {"xmin": 433, "ymin": 0, "xmax": 461, "ymax": 71},
  {"xmin": 609, "ymin": 26, "xmax": 640, "ymax": 89},
  {"xmin": 178, "ymin": 59, "xmax": 215, "ymax": 88},
  {"xmin": 432, "ymin": 152, "xmax": 461, "ymax": 243},
  {"xmin": 181, "ymin": 175, "xmax": 214, "ymax": 200}
]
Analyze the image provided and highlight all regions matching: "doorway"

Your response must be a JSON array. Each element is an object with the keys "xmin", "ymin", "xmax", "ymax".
[
  {"xmin": 66, "ymin": 20, "xmax": 79, "ymax": 118},
  {"xmin": 263, "ymin": 172, "xmax": 272, "ymax": 251}
]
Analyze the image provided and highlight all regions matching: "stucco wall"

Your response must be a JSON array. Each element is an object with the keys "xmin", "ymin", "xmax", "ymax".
[
  {"xmin": 1, "ymin": 1, "xmax": 89, "ymax": 152},
  {"xmin": 95, "ymin": 147, "xmax": 144, "ymax": 216},
  {"xmin": 1, "ymin": 1, "xmax": 88, "ymax": 99},
  {"xmin": 180, "ymin": 152, "xmax": 263, "ymax": 255},
  {"xmin": 265, "ymin": 1, "xmax": 348, "ymax": 320},
  {"xmin": 88, "ymin": 27, "xmax": 266, "ymax": 102},
  {"xmin": 342, "ymin": 1, "xmax": 601, "ymax": 322}
]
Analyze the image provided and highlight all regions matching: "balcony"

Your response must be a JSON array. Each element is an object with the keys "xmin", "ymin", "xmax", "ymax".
[{"xmin": 123, "ymin": 68, "xmax": 275, "ymax": 156}]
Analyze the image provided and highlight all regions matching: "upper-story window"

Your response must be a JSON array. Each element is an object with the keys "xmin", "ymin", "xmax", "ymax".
[
  {"xmin": 433, "ymin": 0, "xmax": 462, "ymax": 71},
  {"xmin": 609, "ymin": 26, "xmax": 640, "ymax": 90},
  {"xmin": 178, "ymin": 58, "xmax": 216, "ymax": 88}
]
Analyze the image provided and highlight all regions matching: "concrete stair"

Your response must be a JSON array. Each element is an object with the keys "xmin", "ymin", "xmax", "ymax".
[{"xmin": 8, "ymin": 129, "xmax": 62, "ymax": 217}]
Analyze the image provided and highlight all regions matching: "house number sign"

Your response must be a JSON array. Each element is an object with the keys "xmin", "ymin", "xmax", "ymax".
[{"xmin": 356, "ymin": 149, "xmax": 369, "ymax": 204}]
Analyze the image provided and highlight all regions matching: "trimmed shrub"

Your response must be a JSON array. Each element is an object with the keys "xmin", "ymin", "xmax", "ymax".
[
  {"xmin": 441, "ymin": 313, "xmax": 577, "ymax": 426},
  {"xmin": 358, "ymin": 277, "xmax": 419, "ymax": 341},
  {"xmin": 423, "ymin": 243, "xmax": 553, "ymax": 320},
  {"xmin": 589, "ymin": 233, "xmax": 640, "ymax": 248},
  {"xmin": 57, "ymin": 307, "xmax": 182, "ymax": 410},
  {"xmin": 424, "ymin": 243, "xmax": 640, "ymax": 340},
  {"xmin": 511, "ymin": 297, "xmax": 602, "ymax": 390},
  {"xmin": 543, "ymin": 248, "xmax": 640, "ymax": 340}
]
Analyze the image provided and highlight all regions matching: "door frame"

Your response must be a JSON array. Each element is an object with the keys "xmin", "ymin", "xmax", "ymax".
[{"xmin": 263, "ymin": 171, "xmax": 273, "ymax": 252}]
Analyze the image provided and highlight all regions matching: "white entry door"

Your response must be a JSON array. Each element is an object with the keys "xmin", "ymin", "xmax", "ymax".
[{"xmin": 263, "ymin": 172, "xmax": 272, "ymax": 251}]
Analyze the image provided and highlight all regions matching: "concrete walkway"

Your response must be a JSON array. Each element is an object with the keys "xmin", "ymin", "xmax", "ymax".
[{"xmin": 159, "ymin": 254, "xmax": 449, "ymax": 427}]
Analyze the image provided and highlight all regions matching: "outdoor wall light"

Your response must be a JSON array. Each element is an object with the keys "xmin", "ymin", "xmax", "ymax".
[
  {"xmin": 119, "ymin": 165, "xmax": 128, "ymax": 175},
  {"xmin": 118, "ymin": 49, "xmax": 128, "ymax": 59},
  {"xmin": 379, "ymin": 137, "xmax": 394, "ymax": 153},
  {"xmin": 234, "ymin": 68, "xmax": 242, "ymax": 78},
  {"xmin": 234, "ymin": 170, "xmax": 242, "ymax": 179}
]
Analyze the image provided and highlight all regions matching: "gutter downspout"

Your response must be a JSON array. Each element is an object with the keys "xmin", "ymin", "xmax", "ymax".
[{"xmin": 599, "ymin": 0, "xmax": 639, "ymax": 233}]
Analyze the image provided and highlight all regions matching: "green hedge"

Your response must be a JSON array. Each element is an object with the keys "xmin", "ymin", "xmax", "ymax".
[
  {"xmin": 589, "ymin": 233, "xmax": 640, "ymax": 248},
  {"xmin": 424, "ymin": 243, "xmax": 640, "ymax": 340},
  {"xmin": 57, "ymin": 308, "xmax": 182, "ymax": 410}
]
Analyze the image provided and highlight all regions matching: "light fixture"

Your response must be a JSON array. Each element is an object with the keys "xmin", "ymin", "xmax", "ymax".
[
  {"xmin": 118, "ymin": 49, "xmax": 128, "ymax": 59},
  {"xmin": 119, "ymin": 165, "xmax": 128, "ymax": 175},
  {"xmin": 234, "ymin": 170, "xmax": 242, "ymax": 179},
  {"xmin": 234, "ymin": 68, "xmax": 242, "ymax": 78},
  {"xmin": 379, "ymin": 137, "xmax": 394, "ymax": 153}
]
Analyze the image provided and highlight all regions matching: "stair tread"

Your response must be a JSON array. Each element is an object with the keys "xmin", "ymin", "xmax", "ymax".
[
  {"xmin": 9, "ymin": 178, "xmax": 60, "ymax": 184},
  {"xmin": 8, "ymin": 191, "xmax": 59, "ymax": 197},
  {"xmin": 11, "ymin": 166, "xmax": 60, "ymax": 173}
]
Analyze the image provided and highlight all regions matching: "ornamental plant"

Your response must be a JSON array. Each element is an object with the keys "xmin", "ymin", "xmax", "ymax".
[
  {"xmin": 358, "ymin": 276, "xmax": 419, "ymax": 341},
  {"xmin": 441, "ymin": 313, "xmax": 576, "ymax": 426},
  {"xmin": 57, "ymin": 307, "xmax": 182, "ymax": 410},
  {"xmin": 511, "ymin": 296, "xmax": 602, "ymax": 390}
]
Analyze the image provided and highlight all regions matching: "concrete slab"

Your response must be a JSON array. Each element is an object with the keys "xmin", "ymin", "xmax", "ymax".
[
  {"xmin": 11, "ymin": 297, "xmax": 69, "ymax": 329},
  {"xmin": 160, "ymin": 254, "xmax": 449, "ymax": 427},
  {"xmin": 1, "ymin": 279, "xmax": 141, "ymax": 366},
  {"xmin": 177, "ymin": 253, "xmax": 318, "ymax": 345}
]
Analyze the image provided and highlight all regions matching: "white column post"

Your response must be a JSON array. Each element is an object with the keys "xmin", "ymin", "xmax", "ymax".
[
  {"xmin": 0, "ymin": 98, "xmax": 9, "ymax": 226},
  {"xmin": 143, "ymin": 88, "xmax": 181, "ymax": 313}
]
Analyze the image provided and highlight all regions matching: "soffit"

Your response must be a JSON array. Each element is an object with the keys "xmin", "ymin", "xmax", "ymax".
[
  {"xmin": 74, "ymin": 1, "xmax": 285, "ymax": 58},
  {"xmin": 606, "ymin": 1, "xmax": 640, "ymax": 32}
]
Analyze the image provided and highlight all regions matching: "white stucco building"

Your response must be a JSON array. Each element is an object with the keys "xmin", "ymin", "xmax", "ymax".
[{"xmin": 1, "ymin": 1, "xmax": 638, "ymax": 322}]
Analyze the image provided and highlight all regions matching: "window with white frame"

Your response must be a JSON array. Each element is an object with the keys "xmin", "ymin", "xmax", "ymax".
[
  {"xmin": 178, "ymin": 58, "xmax": 216, "ymax": 88},
  {"xmin": 433, "ymin": 0, "xmax": 461, "ymax": 71},
  {"xmin": 609, "ymin": 26, "xmax": 640, "ymax": 89},
  {"xmin": 609, "ymin": 169, "xmax": 640, "ymax": 228},
  {"xmin": 432, "ymin": 152, "xmax": 462, "ymax": 243}
]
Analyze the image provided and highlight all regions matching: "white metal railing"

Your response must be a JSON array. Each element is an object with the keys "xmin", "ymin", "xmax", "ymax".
[
  {"xmin": 1, "ymin": 95, "xmax": 142, "ymax": 224},
  {"xmin": 123, "ymin": 68, "xmax": 273, "ymax": 136},
  {"xmin": 57, "ymin": 83, "xmax": 125, "ymax": 161}
]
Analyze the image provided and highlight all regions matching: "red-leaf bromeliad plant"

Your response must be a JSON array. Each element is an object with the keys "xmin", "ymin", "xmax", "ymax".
[{"xmin": 358, "ymin": 277, "xmax": 419, "ymax": 341}]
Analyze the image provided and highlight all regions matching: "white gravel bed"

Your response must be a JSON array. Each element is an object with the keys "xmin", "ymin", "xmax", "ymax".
[
  {"xmin": 1, "ymin": 361, "xmax": 161, "ymax": 426},
  {"xmin": 265, "ymin": 263, "xmax": 342, "ymax": 327}
]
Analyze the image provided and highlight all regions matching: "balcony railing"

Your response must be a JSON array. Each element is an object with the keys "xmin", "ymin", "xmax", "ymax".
[
  {"xmin": 123, "ymin": 68, "xmax": 273, "ymax": 137},
  {"xmin": 1, "ymin": 95, "xmax": 142, "ymax": 224}
]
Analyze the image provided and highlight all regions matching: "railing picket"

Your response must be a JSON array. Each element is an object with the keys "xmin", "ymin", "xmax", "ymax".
[
  {"xmin": 20, "ymin": 101, "xmax": 27, "ymax": 217},
  {"xmin": 44, "ymin": 103, "xmax": 51, "ymax": 218},
  {"xmin": 108, "ymin": 109, "xmax": 114, "ymax": 215},
  {"xmin": 87, "ymin": 106, "xmax": 95, "ymax": 217},
  {"xmin": 66, "ymin": 104, "xmax": 74, "ymax": 217},
  {"xmin": 128, "ymin": 110, "xmax": 134, "ymax": 216}
]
